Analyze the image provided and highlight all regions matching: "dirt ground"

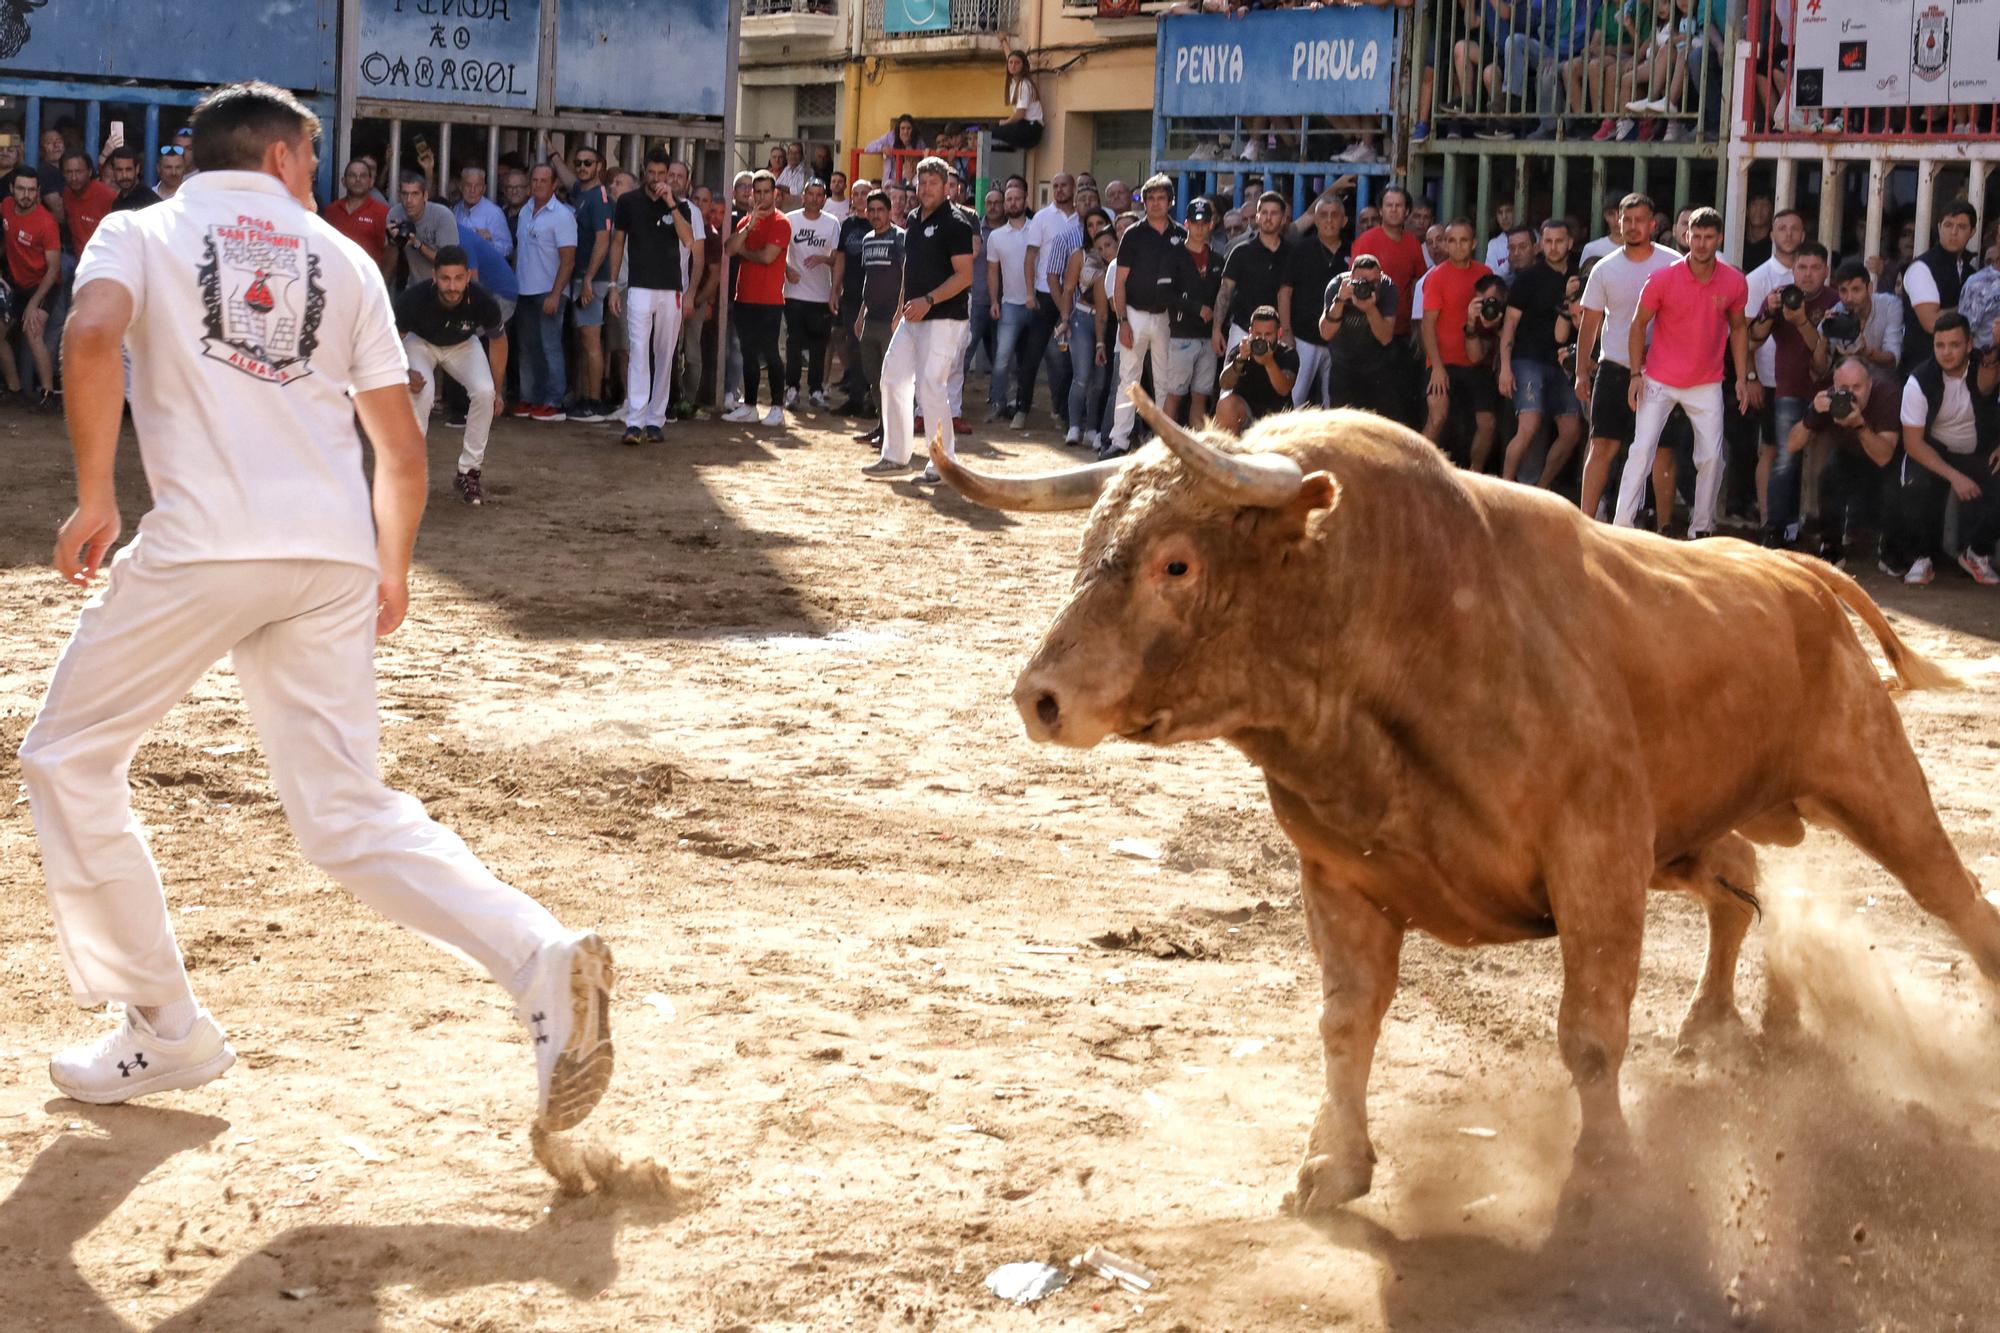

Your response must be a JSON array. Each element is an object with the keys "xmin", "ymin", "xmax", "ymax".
[{"xmin": 4, "ymin": 394, "xmax": 2000, "ymax": 1332}]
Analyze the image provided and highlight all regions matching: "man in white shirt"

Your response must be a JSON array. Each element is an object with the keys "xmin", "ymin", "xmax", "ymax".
[
  {"xmin": 1574, "ymin": 193, "xmax": 1682, "ymax": 521},
  {"xmin": 982, "ymin": 178, "xmax": 1035, "ymax": 426},
  {"xmin": 16, "ymin": 82, "xmax": 612, "ymax": 1131},
  {"xmin": 1484, "ymin": 200, "xmax": 1515, "ymax": 279},
  {"xmin": 1891, "ymin": 313, "xmax": 2000, "ymax": 586},
  {"xmin": 782, "ymin": 178, "xmax": 841, "ymax": 410},
  {"xmin": 1021, "ymin": 172, "xmax": 1079, "ymax": 427}
]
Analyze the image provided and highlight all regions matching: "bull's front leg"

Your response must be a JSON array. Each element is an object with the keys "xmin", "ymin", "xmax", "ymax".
[{"xmin": 1284, "ymin": 863, "xmax": 1404, "ymax": 1217}]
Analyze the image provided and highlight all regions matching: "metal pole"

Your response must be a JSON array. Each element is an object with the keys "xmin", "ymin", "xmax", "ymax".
[
  {"xmin": 713, "ymin": 0, "xmax": 743, "ymax": 411},
  {"xmin": 1723, "ymin": 146, "xmax": 1748, "ymax": 263},
  {"xmin": 1773, "ymin": 157, "xmax": 1796, "ymax": 213},
  {"xmin": 1914, "ymin": 158, "xmax": 1939, "ymax": 257},
  {"xmin": 1969, "ymin": 161, "xmax": 1992, "ymax": 227},
  {"xmin": 439, "ymin": 121, "xmax": 453, "ymax": 193},
  {"xmin": 337, "ymin": 0, "xmax": 359, "ymax": 181},
  {"xmin": 488, "ymin": 126, "xmax": 500, "ymax": 187},
  {"xmin": 1864, "ymin": 156, "xmax": 1887, "ymax": 274},
  {"xmin": 389, "ymin": 117, "xmax": 402, "ymax": 186},
  {"xmin": 1474, "ymin": 153, "xmax": 1492, "ymax": 239},
  {"xmin": 1818, "ymin": 151, "xmax": 1841, "ymax": 254}
]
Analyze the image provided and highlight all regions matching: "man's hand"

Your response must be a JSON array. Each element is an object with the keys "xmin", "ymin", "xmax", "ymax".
[
  {"xmin": 53, "ymin": 500, "xmax": 121, "ymax": 587},
  {"xmin": 1427, "ymin": 365, "xmax": 1447, "ymax": 398},
  {"xmin": 1763, "ymin": 289, "xmax": 1784, "ymax": 317},
  {"xmin": 1574, "ymin": 363, "xmax": 1593, "ymax": 405},
  {"xmin": 1949, "ymin": 469, "xmax": 1984, "ymax": 502},
  {"xmin": 1783, "ymin": 298, "xmax": 1809, "ymax": 328},
  {"xmin": 542, "ymin": 291, "xmax": 560, "ymax": 317},
  {"xmin": 1119, "ymin": 321, "xmax": 1134, "ymax": 350},
  {"xmin": 1627, "ymin": 372, "xmax": 1643, "ymax": 412},
  {"xmin": 407, "ymin": 369, "xmax": 427, "ymax": 394},
  {"xmin": 580, "ymin": 279, "xmax": 595, "ymax": 308},
  {"xmin": 1989, "ymin": 450, "xmax": 2000, "ymax": 478},
  {"xmin": 607, "ymin": 286, "xmax": 623, "ymax": 319},
  {"xmin": 376, "ymin": 574, "xmax": 410, "ymax": 638},
  {"xmin": 1498, "ymin": 366, "xmax": 1515, "ymax": 398},
  {"xmin": 1737, "ymin": 379, "xmax": 1764, "ymax": 414},
  {"xmin": 1025, "ymin": 289, "xmax": 1039, "ymax": 312},
  {"xmin": 23, "ymin": 304, "xmax": 46, "ymax": 339},
  {"xmin": 1210, "ymin": 329, "xmax": 1225, "ymax": 358},
  {"xmin": 1838, "ymin": 404, "xmax": 1865, "ymax": 430},
  {"xmin": 991, "ymin": 299, "xmax": 1001, "ymax": 321}
]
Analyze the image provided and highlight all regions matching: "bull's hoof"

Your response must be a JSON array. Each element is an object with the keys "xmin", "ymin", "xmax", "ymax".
[
  {"xmin": 1673, "ymin": 1008, "xmax": 1751, "ymax": 1063},
  {"xmin": 1282, "ymin": 1151, "xmax": 1374, "ymax": 1218}
]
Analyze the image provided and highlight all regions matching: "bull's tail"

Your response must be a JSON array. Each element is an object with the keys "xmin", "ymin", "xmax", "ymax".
[{"xmin": 1782, "ymin": 551, "xmax": 1962, "ymax": 691}]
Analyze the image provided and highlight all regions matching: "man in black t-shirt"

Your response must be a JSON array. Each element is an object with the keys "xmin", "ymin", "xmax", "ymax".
[
  {"xmin": 1214, "ymin": 306, "xmax": 1300, "ymax": 433},
  {"xmin": 607, "ymin": 149, "xmax": 699, "ymax": 446},
  {"xmin": 848, "ymin": 190, "xmax": 905, "ymax": 443},
  {"xmin": 863, "ymin": 157, "xmax": 974, "ymax": 483},
  {"xmin": 831, "ymin": 181, "xmax": 876, "ymax": 414},
  {"xmin": 1498, "ymin": 218, "xmax": 1582, "ymax": 485},
  {"xmin": 1214, "ymin": 191, "xmax": 1291, "ymax": 355},
  {"xmin": 394, "ymin": 245, "xmax": 508, "ymax": 506},
  {"xmin": 1321, "ymin": 256, "xmax": 1399, "ymax": 416},
  {"xmin": 1280, "ymin": 193, "xmax": 1348, "ymax": 407}
]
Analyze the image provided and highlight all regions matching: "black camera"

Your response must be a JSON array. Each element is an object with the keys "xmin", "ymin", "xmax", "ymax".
[
  {"xmin": 1819, "ymin": 310, "xmax": 1861, "ymax": 343},
  {"xmin": 1248, "ymin": 335, "xmax": 1271, "ymax": 358},
  {"xmin": 1827, "ymin": 386, "xmax": 1857, "ymax": 419},
  {"xmin": 1478, "ymin": 296, "xmax": 1505, "ymax": 322},
  {"xmin": 1780, "ymin": 284, "xmax": 1805, "ymax": 311},
  {"xmin": 1348, "ymin": 278, "xmax": 1377, "ymax": 302},
  {"xmin": 1557, "ymin": 344, "xmax": 1577, "ymax": 375},
  {"xmin": 386, "ymin": 219, "xmax": 416, "ymax": 249}
]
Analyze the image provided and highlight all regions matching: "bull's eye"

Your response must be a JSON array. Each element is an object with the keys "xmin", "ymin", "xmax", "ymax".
[{"xmin": 1166, "ymin": 560, "xmax": 1189, "ymax": 577}]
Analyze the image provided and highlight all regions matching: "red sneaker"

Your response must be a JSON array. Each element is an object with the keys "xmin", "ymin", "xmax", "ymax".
[
  {"xmin": 952, "ymin": 416, "xmax": 970, "ymax": 435},
  {"xmin": 508, "ymin": 401, "xmax": 533, "ymax": 418},
  {"xmin": 1591, "ymin": 119, "xmax": 1616, "ymax": 141},
  {"xmin": 914, "ymin": 416, "xmax": 926, "ymax": 434},
  {"xmin": 529, "ymin": 404, "xmax": 567, "ymax": 422}
]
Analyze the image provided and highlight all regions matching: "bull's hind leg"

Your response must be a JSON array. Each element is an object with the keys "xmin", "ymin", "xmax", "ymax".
[
  {"xmin": 1656, "ymin": 834, "xmax": 1760, "ymax": 1055},
  {"xmin": 1547, "ymin": 829, "xmax": 1653, "ymax": 1165},
  {"xmin": 1285, "ymin": 861, "xmax": 1404, "ymax": 1217},
  {"xmin": 1802, "ymin": 706, "xmax": 2000, "ymax": 985}
]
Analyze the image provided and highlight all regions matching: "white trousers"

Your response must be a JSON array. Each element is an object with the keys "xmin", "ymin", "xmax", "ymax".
[
  {"xmin": 1110, "ymin": 309, "xmax": 1172, "ymax": 447},
  {"xmin": 404, "ymin": 334, "xmax": 496, "ymax": 473},
  {"xmin": 17, "ymin": 544, "xmax": 567, "ymax": 1008},
  {"xmin": 624, "ymin": 287, "xmax": 684, "ymax": 429},
  {"xmin": 1291, "ymin": 341, "xmax": 1331, "ymax": 408},
  {"xmin": 1616, "ymin": 377, "xmax": 1726, "ymax": 533},
  {"xmin": 880, "ymin": 317, "xmax": 969, "ymax": 466}
]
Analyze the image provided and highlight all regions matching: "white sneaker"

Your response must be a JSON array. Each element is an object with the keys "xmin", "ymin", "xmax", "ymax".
[
  {"xmin": 722, "ymin": 404, "xmax": 759, "ymax": 424},
  {"xmin": 1064, "ymin": 426, "xmax": 1081, "ymax": 445},
  {"xmin": 723, "ymin": 391, "xmax": 740, "ymax": 410},
  {"xmin": 1627, "ymin": 96, "xmax": 1670, "ymax": 113},
  {"xmin": 763, "ymin": 405, "xmax": 785, "ymax": 427},
  {"xmin": 50, "ymin": 1007, "xmax": 235, "ymax": 1105},
  {"xmin": 784, "ymin": 387, "xmax": 799, "ymax": 408},
  {"xmin": 1084, "ymin": 430, "xmax": 1102, "ymax": 451},
  {"xmin": 810, "ymin": 389, "xmax": 830, "ymax": 410},
  {"xmin": 1337, "ymin": 140, "xmax": 1381, "ymax": 163},
  {"xmin": 515, "ymin": 931, "xmax": 615, "ymax": 1132},
  {"xmin": 1010, "ymin": 411, "xmax": 1029, "ymax": 430},
  {"xmin": 1905, "ymin": 556, "xmax": 1935, "ymax": 586},
  {"xmin": 1958, "ymin": 550, "xmax": 2000, "ymax": 586},
  {"xmin": 918, "ymin": 464, "xmax": 942, "ymax": 484},
  {"xmin": 1662, "ymin": 123, "xmax": 1690, "ymax": 142}
]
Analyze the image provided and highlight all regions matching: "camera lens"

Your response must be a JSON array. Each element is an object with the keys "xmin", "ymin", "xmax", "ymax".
[{"xmin": 1781, "ymin": 285, "xmax": 1804, "ymax": 310}]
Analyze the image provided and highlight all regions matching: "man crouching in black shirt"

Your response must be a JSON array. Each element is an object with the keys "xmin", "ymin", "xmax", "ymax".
[
  {"xmin": 395, "ymin": 245, "xmax": 508, "ymax": 506},
  {"xmin": 1213, "ymin": 305, "xmax": 1299, "ymax": 434}
]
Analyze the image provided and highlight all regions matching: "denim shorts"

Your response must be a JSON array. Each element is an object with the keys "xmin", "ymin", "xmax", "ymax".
[
  {"xmin": 1162, "ymin": 337, "xmax": 1218, "ymax": 397},
  {"xmin": 571, "ymin": 280, "xmax": 606, "ymax": 329},
  {"xmin": 1512, "ymin": 358, "xmax": 1580, "ymax": 418}
]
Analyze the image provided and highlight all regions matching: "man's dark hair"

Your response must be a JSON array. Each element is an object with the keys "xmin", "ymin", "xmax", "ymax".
[
  {"xmin": 1833, "ymin": 258, "xmax": 1872, "ymax": 288},
  {"xmin": 1602, "ymin": 191, "xmax": 1624, "ymax": 219},
  {"xmin": 866, "ymin": 189, "xmax": 890, "ymax": 209},
  {"xmin": 1772, "ymin": 207, "xmax": 1805, "ymax": 227},
  {"xmin": 1686, "ymin": 206, "xmax": 1723, "ymax": 233},
  {"xmin": 399, "ymin": 169, "xmax": 427, "ymax": 191},
  {"xmin": 1473, "ymin": 274, "xmax": 1508, "ymax": 295},
  {"xmin": 1934, "ymin": 310, "xmax": 1972, "ymax": 341},
  {"xmin": 1378, "ymin": 184, "xmax": 1412, "ymax": 210},
  {"xmin": 107, "ymin": 145, "xmax": 140, "ymax": 167},
  {"xmin": 1939, "ymin": 197, "xmax": 1978, "ymax": 227},
  {"xmin": 1351, "ymin": 254, "xmax": 1382, "ymax": 271},
  {"xmin": 1250, "ymin": 304, "xmax": 1280, "ymax": 324},
  {"xmin": 433, "ymin": 244, "xmax": 469, "ymax": 270},
  {"xmin": 1507, "ymin": 225, "xmax": 1535, "ymax": 242},
  {"xmin": 1256, "ymin": 190, "xmax": 1285, "ymax": 211},
  {"xmin": 61, "ymin": 149, "xmax": 92, "ymax": 170},
  {"xmin": 1619, "ymin": 193, "xmax": 1656, "ymax": 218},
  {"xmin": 1539, "ymin": 217, "xmax": 1571, "ymax": 236},
  {"xmin": 1796, "ymin": 239, "xmax": 1829, "ymax": 262},
  {"xmin": 644, "ymin": 146, "xmax": 671, "ymax": 169},
  {"xmin": 189, "ymin": 80, "xmax": 321, "ymax": 173}
]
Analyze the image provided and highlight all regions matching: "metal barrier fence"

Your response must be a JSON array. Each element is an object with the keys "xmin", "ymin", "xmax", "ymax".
[
  {"xmin": 1740, "ymin": 0, "xmax": 2000, "ymax": 140},
  {"xmin": 847, "ymin": 143, "xmax": 985, "ymax": 192},
  {"xmin": 863, "ymin": 0, "xmax": 1018, "ymax": 38}
]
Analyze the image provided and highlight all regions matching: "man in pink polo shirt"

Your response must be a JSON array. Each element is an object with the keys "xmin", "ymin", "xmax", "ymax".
[{"xmin": 1621, "ymin": 207, "xmax": 1760, "ymax": 538}]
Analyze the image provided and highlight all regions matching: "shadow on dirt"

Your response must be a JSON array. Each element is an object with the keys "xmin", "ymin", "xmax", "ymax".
[{"xmin": 0, "ymin": 1103, "xmax": 689, "ymax": 1332}]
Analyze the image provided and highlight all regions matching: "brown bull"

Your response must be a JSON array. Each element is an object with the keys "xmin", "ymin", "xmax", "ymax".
[{"xmin": 931, "ymin": 391, "xmax": 2000, "ymax": 1215}]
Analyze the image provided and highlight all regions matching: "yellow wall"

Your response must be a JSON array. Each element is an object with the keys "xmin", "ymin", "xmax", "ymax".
[{"xmin": 851, "ymin": 60, "xmax": 1009, "ymax": 153}]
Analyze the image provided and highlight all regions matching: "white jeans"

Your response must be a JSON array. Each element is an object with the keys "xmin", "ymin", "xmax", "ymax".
[
  {"xmin": 880, "ymin": 317, "xmax": 969, "ymax": 466},
  {"xmin": 1291, "ymin": 341, "xmax": 1331, "ymax": 408},
  {"xmin": 1616, "ymin": 377, "xmax": 1726, "ymax": 533},
  {"xmin": 17, "ymin": 544, "xmax": 567, "ymax": 1008},
  {"xmin": 1110, "ymin": 309, "xmax": 1172, "ymax": 448},
  {"xmin": 624, "ymin": 286, "xmax": 684, "ymax": 429},
  {"xmin": 404, "ymin": 334, "xmax": 495, "ymax": 473}
]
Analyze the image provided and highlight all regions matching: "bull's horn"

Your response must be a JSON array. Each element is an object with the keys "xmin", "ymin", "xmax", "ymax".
[
  {"xmin": 928, "ymin": 431, "xmax": 1124, "ymax": 512},
  {"xmin": 1130, "ymin": 386, "xmax": 1304, "ymax": 508}
]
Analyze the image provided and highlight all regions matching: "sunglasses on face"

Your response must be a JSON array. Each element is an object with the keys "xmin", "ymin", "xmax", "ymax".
[
  {"xmin": 160, "ymin": 146, "xmax": 186, "ymax": 156},
  {"xmin": 576, "ymin": 157, "xmax": 599, "ymax": 167}
]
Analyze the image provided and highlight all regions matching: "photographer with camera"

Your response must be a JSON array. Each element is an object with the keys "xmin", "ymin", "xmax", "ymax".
[
  {"xmin": 1420, "ymin": 219, "xmax": 1497, "ymax": 468},
  {"xmin": 1750, "ymin": 240, "xmax": 1837, "ymax": 546},
  {"xmin": 1213, "ymin": 306, "xmax": 1299, "ymax": 434},
  {"xmin": 1821, "ymin": 259, "xmax": 1902, "ymax": 377},
  {"xmin": 1890, "ymin": 312, "xmax": 2000, "ymax": 586},
  {"xmin": 1320, "ymin": 255, "xmax": 1398, "ymax": 415},
  {"xmin": 1499, "ymin": 218, "xmax": 1582, "ymax": 485},
  {"xmin": 1783, "ymin": 357, "xmax": 1897, "ymax": 567},
  {"xmin": 386, "ymin": 170, "xmax": 459, "ymax": 289}
]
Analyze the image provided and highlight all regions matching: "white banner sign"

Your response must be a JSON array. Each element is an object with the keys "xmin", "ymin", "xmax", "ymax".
[{"xmin": 1792, "ymin": 0, "xmax": 1998, "ymax": 109}]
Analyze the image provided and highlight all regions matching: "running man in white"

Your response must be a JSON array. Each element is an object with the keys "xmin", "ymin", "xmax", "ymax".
[{"xmin": 17, "ymin": 82, "xmax": 614, "ymax": 1132}]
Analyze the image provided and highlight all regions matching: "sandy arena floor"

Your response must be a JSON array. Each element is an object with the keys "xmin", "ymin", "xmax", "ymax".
[{"xmin": 3, "ymin": 396, "xmax": 2000, "ymax": 1331}]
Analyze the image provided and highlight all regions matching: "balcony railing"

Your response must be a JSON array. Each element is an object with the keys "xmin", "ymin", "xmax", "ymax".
[
  {"xmin": 1742, "ymin": 0, "xmax": 1999, "ymax": 140},
  {"xmin": 863, "ymin": 0, "xmax": 1017, "ymax": 40},
  {"xmin": 744, "ymin": 0, "xmax": 838, "ymax": 14},
  {"xmin": 1058, "ymin": 0, "xmax": 1178, "ymax": 15},
  {"xmin": 1412, "ymin": 0, "xmax": 1730, "ymax": 148}
]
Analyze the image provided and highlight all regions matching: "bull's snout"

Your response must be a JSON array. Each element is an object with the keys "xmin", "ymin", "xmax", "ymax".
[{"xmin": 1013, "ymin": 676, "xmax": 1065, "ymax": 744}]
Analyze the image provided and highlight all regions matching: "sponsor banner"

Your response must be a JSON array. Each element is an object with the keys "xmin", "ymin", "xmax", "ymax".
[{"xmin": 1792, "ymin": 0, "xmax": 1995, "ymax": 108}]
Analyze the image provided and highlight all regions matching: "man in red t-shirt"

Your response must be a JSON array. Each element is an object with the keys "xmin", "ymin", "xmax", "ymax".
[
  {"xmin": 322, "ymin": 159, "xmax": 392, "ymax": 281},
  {"xmin": 1419, "ymin": 219, "xmax": 1493, "ymax": 457},
  {"xmin": 2, "ymin": 169, "xmax": 62, "ymax": 404},
  {"xmin": 1622, "ymin": 206, "xmax": 1757, "ymax": 538},
  {"xmin": 722, "ymin": 170, "xmax": 793, "ymax": 426},
  {"xmin": 60, "ymin": 151, "xmax": 116, "ymax": 256},
  {"xmin": 1351, "ymin": 184, "xmax": 1428, "ymax": 425}
]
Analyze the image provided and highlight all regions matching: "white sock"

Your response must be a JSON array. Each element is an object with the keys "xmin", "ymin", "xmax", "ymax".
[{"xmin": 136, "ymin": 994, "xmax": 198, "ymax": 1041}]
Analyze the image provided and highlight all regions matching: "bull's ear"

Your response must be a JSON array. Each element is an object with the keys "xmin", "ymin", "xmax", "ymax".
[{"xmin": 1271, "ymin": 470, "xmax": 1339, "ymax": 544}]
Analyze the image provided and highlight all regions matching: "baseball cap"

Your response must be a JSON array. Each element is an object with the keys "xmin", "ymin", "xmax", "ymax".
[{"xmin": 1186, "ymin": 198, "xmax": 1215, "ymax": 223}]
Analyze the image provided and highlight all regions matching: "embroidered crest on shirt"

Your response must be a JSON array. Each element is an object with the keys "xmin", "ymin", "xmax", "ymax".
[{"xmin": 196, "ymin": 221, "xmax": 326, "ymax": 385}]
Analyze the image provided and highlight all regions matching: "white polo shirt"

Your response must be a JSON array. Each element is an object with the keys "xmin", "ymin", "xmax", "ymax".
[
  {"xmin": 985, "ymin": 218, "xmax": 1034, "ymax": 307},
  {"xmin": 73, "ymin": 170, "xmax": 408, "ymax": 571}
]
